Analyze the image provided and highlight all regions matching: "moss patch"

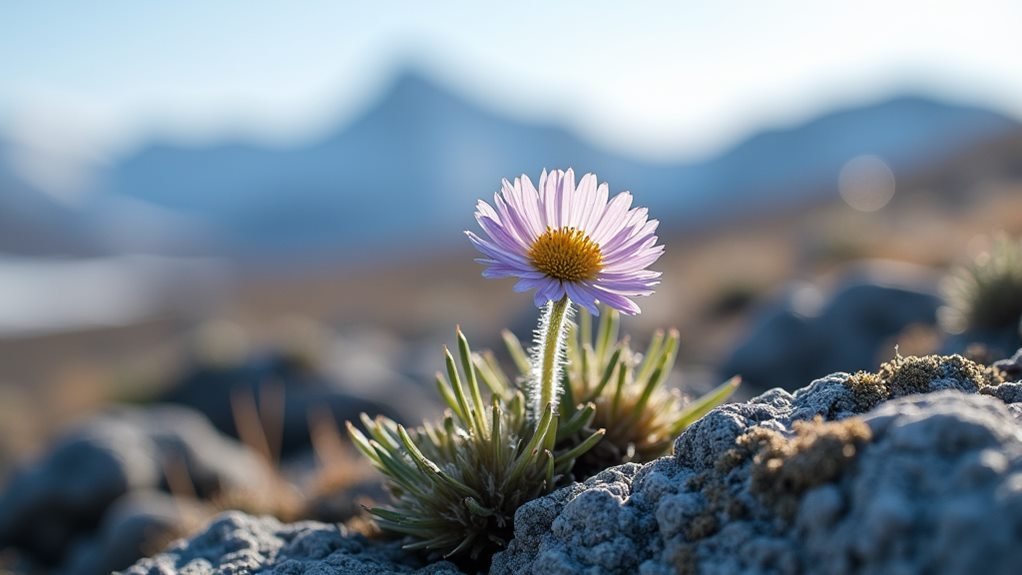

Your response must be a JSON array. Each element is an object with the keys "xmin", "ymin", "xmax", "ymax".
[
  {"xmin": 842, "ymin": 354, "xmax": 1004, "ymax": 409},
  {"xmin": 843, "ymin": 370, "xmax": 890, "ymax": 412},
  {"xmin": 879, "ymin": 354, "xmax": 1002, "ymax": 397},
  {"xmin": 744, "ymin": 417, "xmax": 873, "ymax": 519}
]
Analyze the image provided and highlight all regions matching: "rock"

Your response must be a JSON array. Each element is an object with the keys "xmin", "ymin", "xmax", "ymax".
[
  {"xmin": 993, "ymin": 348, "xmax": 1022, "ymax": 381},
  {"xmin": 120, "ymin": 511, "xmax": 464, "ymax": 575},
  {"xmin": 60, "ymin": 491, "xmax": 204, "ymax": 575},
  {"xmin": 723, "ymin": 264, "xmax": 941, "ymax": 392},
  {"xmin": 157, "ymin": 347, "xmax": 430, "ymax": 459},
  {"xmin": 492, "ymin": 364, "xmax": 1022, "ymax": 574},
  {"xmin": 0, "ymin": 405, "xmax": 272, "ymax": 566},
  {"xmin": 943, "ymin": 330, "xmax": 1022, "ymax": 367}
]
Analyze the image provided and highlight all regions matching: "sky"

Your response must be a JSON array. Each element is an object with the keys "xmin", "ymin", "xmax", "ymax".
[{"xmin": 2, "ymin": 0, "xmax": 1021, "ymax": 163}]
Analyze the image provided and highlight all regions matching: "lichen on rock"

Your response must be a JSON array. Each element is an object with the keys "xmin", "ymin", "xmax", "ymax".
[
  {"xmin": 879, "ymin": 353, "xmax": 1002, "ymax": 397},
  {"xmin": 742, "ymin": 417, "xmax": 872, "ymax": 519},
  {"xmin": 842, "ymin": 370, "xmax": 889, "ymax": 411}
]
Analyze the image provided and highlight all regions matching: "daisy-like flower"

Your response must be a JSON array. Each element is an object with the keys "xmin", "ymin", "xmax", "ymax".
[{"xmin": 467, "ymin": 169, "xmax": 663, "ymax": 315}]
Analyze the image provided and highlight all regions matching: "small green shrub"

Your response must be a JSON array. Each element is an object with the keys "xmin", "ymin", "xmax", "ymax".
[
  {"xmin": 940, "ymin": 234, "xmax": 1022, "ymax": 335},
  {"xmin": 348, "ymin": 329, "xmax": 604, "ymax": 561}
]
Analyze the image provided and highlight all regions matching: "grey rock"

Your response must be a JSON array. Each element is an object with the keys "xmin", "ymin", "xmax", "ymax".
[
  {"xmin": 493, "ymin": 379, "xmax": 1022, "ymax": 574},
  {"xmin": 673, "ymin": 373, "xmax": 860, "ymax": 471},
  {"xmin": 120, "ymin": 512, "xmax": 464, "ymax": 575},
  {"xmin": 156, "ymin": 350, "xmax": 415, "ymax": 459},
  {"xmin": 944, "ymin": 332, "xmax": 1022, "ymax": 366},
  {"xmin": 0, "ymin": 405, "xmax": 272, "ymax": 565},
  {"xmin": 993, "ymin": 348, "xmax": 1022, "ymax": 381},
  {"xmin": 723, "ymin": 265, "xmax": 942, "ymax": 392},
  {"xmin": 61, "ymin": 491, "xmax": 203, "ymax": 575},
  {"xmin": 981, "ymin": 381, "xmax": 1022, "ymax": 404}
]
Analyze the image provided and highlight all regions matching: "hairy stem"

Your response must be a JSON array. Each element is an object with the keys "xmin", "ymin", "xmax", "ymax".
[{"xmin": 532, "ymin": 296, "xmax": 573, "ymax": 419}]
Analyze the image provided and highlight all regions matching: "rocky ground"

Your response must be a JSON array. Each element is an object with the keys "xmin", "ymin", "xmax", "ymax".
[
  {"xmin": 122, "ymin": 512, "xmax": 462, "ymax": 575},
  {"xmin": 121, "ymin": 350, "xmax": 1022, "ymax": 575},
  {"xmin": 0, "ymin": 336, "xmax": 435, "ymax": 575}
]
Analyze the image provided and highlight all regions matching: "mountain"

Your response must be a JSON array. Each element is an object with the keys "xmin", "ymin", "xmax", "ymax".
[
  {"xmin": 7, "ymin": 69, "xmax": 1022, "ymax": 260},
  {"xmin": 0, "ymin": 141, "xmax": 104, "ymax": 256},
  {"xmin": 688, "ymin": 95, "xmax": 1019, "ymax": 212},
  {"xmin": 95, "ymin": 71, "xmax": 673, "ymax": 258}
]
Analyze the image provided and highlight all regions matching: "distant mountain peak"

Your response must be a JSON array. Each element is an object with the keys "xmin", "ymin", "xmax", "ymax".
[{"xmin": 367, "ymin": 67, "xmax": 478, "ymax": 115}]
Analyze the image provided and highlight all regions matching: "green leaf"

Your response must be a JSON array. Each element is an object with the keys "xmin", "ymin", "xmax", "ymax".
[
  {"xmin": 611, "ymin": 354, "xmax": 628, "ymax": 419},
  {"xmin": 445, "ymin": 347, "xmax": 478, "ymax": 434},
  {"xmin": 465, "ymin": 497, "xmax": 495, "ymax": 517},
  {"xmin": 558, "ymin": 401, "xmax": 596, "ymax": 439},
  {"xmin": 628, "ymin": 332, "xmax": 680, "ymax": 427},
  {"xmin": 443, "ymin": 534, "xmax": 477, "ymax": 558},
  {"xmin": 435, "ymin": 373, "xmax": 467, "ymax": 423},
  {"xmin": 458, "ymin": 328, "xmax": 490, "ymax": 437},
  {"xmin": 360, "ymin": 414, "xmax": 401, "ymax": 452},
  {"xmin": 397, "ymin": 425, "xmax": 483, "ymax": 500},
  {"xmin": 585, "ymin": 347, "xmax": 622, "ymax": 403},
  {"xmin": 543, "ymin": 412, "xmax": 559, "ymax": 452},
  {"xmin": 635, "ymin": 329, "xmax": 665, "ymax": 384},
  {"xmin": 595, "ymin": 307, "xmax": 619, "ymax": 363},
  {"xmin": 490, "ymin": 399, "xmax": 504, "ymax": 469},
  {"xmin": 345, "ymin": 421, "xmax": 382, "ymax": 466},
  {"xmin": 554, "ymin": 428, "xmax": 605, "ymax": 466},
  {"xmin": 502, "ymin": 329, "xmax": 531, "ymax": 376},
  {"xmin": 669, "ymin": 376, "xmax": 741, "ymax": 435},
  {"xmin": 542, "ymin": 449, "xmax": 555, "ymax": 489},
  {"xmin": 474, "ymin": 351, "xmax": 508, "ymax": 397},
  {"xmin": 505, "ymin": 404, "xmax": 554, "ymax": 487},
  {"xmin": 579, "ymin": 307, "xmax": 592, "ymax": 351}
]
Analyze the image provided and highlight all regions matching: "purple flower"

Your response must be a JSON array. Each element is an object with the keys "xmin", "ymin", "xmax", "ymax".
[{"xmin": 467, "ymin": 169, "xmax": 663, "ymax": 315}]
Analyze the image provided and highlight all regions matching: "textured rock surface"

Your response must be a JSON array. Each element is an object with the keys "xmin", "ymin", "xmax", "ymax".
[
  {"xmin": 492, "ymin": 365, "xmax": 1022, "ymax": 574},
  {"xmin": 121, "ymin": 512, "xmax": 464, "ymax": 575}
]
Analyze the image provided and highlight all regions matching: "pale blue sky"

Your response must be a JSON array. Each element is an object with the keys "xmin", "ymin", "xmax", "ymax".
[{"xmin": 2, "ymin": 1, "xmax": 1020, "ymax": 161}]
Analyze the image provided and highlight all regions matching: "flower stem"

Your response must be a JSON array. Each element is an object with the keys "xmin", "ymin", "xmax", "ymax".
[{"xmin": 534, "ymin": 295, "xmax": 572, "ymax": 418}]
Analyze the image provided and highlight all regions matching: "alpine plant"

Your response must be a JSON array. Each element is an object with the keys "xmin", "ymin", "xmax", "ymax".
[{"xmin": 349, "ymin": 169, "xmax": 734, "ymax": 565}]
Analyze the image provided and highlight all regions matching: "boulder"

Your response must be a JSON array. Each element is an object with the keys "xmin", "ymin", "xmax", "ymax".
[
  {"xmin": 723, "ymin": 264, "xmax": 941, "ymax": 392},
  {"xmin": 120, "ymin": 512, "xmax": 464, "ymax": 575},
  {"xmin": 492, "ymin": 366, "xmax": 1022, "ymax": 574},
  {"xmin": 0, "ymin": 405, "xmax": 271, "ymax": 565},
  {"xmin": 60, "ymin": 491, "xmax": 204, "ymax": 575},
  {"xmin": 157, "ymin": 347, "xmax": 431, "ymax": 459}
]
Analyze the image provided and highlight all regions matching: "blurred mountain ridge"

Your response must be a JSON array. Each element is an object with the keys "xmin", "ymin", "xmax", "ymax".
[
  {"xmin": 1, "ymin": 68, "xmax": 1020, "ymax": 261},
  {"xmin": 0, "ymin": 138, "xmax": 106, "ymax": 256}
]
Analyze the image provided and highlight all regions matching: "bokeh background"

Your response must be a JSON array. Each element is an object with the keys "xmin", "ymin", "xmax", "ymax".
[{"xmin": 2, "ymin": 2, "xmax": 1022, "ymax": 573}]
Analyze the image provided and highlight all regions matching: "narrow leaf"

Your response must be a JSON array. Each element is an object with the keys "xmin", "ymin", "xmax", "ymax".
[
  {"xmin": 502, "ymin": 329, "xmax": 531, "ymax": 376},
  {"xmin": 445, "ymin": 347, "xmax": 477, "ymax": 433},
  {"xmin": 458, "ymin": 328, "xmax": 489, "ymax": 437},
  {"xmin": 555, "ymin": 428, "xmax": 606, "ymax": 465},
  {"xmin": 670, "ymin": 376, "xmax": 741, "ymax": 435}
]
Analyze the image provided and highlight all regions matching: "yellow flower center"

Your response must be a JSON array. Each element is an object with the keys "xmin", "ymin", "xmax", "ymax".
[{"xmin": 528, "ymin": 227, "xmax": 603, "ymax": 282}]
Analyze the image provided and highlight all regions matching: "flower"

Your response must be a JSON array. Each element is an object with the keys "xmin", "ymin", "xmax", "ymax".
[{"xmin": 467, "ymin": 169, "xmax": 663, "ymax": 315}]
